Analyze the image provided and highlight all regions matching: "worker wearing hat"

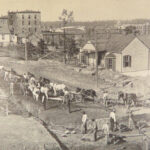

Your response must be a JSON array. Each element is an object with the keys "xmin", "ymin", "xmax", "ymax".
[
  {"xmin": 127, "ymin": 105, "xmax": 135, "ymax": 129},
  {"xmin": 64, "ymin": 90, "xmax": 71, "ymax": 113},
  {"xmin": 109, "ymin": 108, "xmax": 116, "ymax": 132},
  {"xmin": 81, "ymin": 111, "xmax": 88, "ymax": 134},
  {"xmin": 10, "ymin": 81, "xmax": 14, "ymax": 96},
  {"xmin": 91, "ymin": 118, "xmax": 98, "ymax": 141},
  {"xmin": 102, "ymin": 120, "xmax": 110, "ymax": 145},
  {"xmin": 103, "ymin": 91, "xmax": 108, "ymax": 107}
]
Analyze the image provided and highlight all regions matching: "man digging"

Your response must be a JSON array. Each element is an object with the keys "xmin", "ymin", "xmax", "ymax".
[
  {"xmin": 81, "ymin": 111, "xmax": 88, "ymax": 134},
  {"xmin": 102, "ymin": 121, "xmax": 110, "ymax": 145},
  {"xmin": 109, "ymin": 109, "xmax": 116, "ymax": 132}
]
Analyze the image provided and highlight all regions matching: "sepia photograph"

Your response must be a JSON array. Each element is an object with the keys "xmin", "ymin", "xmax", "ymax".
[{"xmin": 0, "ymin": 0, "xmax": 150, "ymax": 149}]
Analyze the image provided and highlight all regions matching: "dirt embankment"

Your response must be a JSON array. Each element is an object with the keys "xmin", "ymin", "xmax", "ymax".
[{"xmin": 0, "ymin": 79, "xmax": 62, "ymax": 150}]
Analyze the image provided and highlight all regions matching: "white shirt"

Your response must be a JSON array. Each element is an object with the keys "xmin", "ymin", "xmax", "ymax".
[
  {"xmin": 102, "ymin": 123, "xmax": 109, "ymax": 135},
  {"xmin": 110, "ymin": 112, "xmax": 116, "ymax": 122},
  {"xmin": 82, "ymin": 114, "xmax": 87, "ymax": 123},
  {"xmin": 9, "ymin": 73, "xmax": 12, "ymax": 79},
  {"xmin": 103, "ymin": 93, "xmax": 108, "ymax": 99}
]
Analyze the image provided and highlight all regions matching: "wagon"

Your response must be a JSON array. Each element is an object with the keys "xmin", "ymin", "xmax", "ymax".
[
  {"xmin": 48, "ymin": 96, "xmax": 64, "ymax": 102},
  {"xmin": 70, "ymin": 91, "xmax": 83, "ymax": 102},
  {"xmin": 70, "ymin": 91, "xmax": 95, "ymax": 103}
]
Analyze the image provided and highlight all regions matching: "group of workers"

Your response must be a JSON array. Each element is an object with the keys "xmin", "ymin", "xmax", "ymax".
[
  {"xmin": 81, "ymin": 105, "xmax": 135, "ymax": 145},
  {"xmin": 8, "ymin": 71, "xmax": 135, "ymax": 145},
  {"xmin": 81, "ymin": 109, "xmax": 116, "ymax": 144}
]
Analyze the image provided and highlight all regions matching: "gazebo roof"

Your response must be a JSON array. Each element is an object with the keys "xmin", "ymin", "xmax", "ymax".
[{"xmin": 81, "ymin": 41, "xmax": 96, "ymax": 53}]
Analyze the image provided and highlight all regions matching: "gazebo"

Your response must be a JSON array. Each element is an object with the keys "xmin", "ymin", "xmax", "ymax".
[{"xmin": 80, "ymin": 41, "xmax": 96, "ymax": 66}]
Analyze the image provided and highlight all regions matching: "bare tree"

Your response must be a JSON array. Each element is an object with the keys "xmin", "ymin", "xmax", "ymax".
[{"xmin": 59, "ymin": 9, "xmax": 74, "ymax": 64}]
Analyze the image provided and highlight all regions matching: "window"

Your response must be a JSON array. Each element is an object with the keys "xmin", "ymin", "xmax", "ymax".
[
  {"xmin": 22, "ymin": 28, "xmax": 24, "ymax": 33},
  {"xmin": 123, "ymin": 55, "xmax": 131, "ymax": 67},
  {"xmin": 28, "ymin": 15, "xmax": 30, "ymax": 19},
  {"xmin": 35, "ymin": 28, "xmax": 37, "ymax": 32},
  {"xmin": 34, "ymin": 15, "xmax": 37, "ymax": 19},
  {"xmin": 28, "ymin": 27, "xmax": 30, "ymax": 32},
  {"xmin": 28, "ymin": 21, "xmax": 30, "ymax": 25},
  {"xmin": 108, "ymin": 58, "xmax": 113, "ymax": 69},
  {"xmin": 22, "ymin": 15, "xmax": 24, "ymax": 19},
  {"xmin": 34, "ymin": 20, "xmax": 37, "ymax": 25}
]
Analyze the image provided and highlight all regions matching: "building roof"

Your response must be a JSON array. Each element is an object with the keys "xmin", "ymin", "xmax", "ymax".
[
  {"xmin": 8, "ymin": 10, "xmax": 40, "ymax": 14},
  {"xmin": 97, "ymin": 34, "xmax": 150, "ymax": 53},
  {"xmin": 104, "ymin": 34, "xmax": 135, "ymax": 53},
  {"xmin": 0, "ymin": 16, "xmax": 8, "ymax": 19},
  {"xmin": 81, "ymin": 34, "xmax": 135, "ymax": 53},
  {"xmin": 82, "ymin": 33, "xmax": 150, "ymax": 54},
  {"xmin": 82, "ymin": 41, "xmax": 96, "ymax": 53},
  {"xmin": 137, "ymin": 35, "xmax": 150, "ymax": 49}
]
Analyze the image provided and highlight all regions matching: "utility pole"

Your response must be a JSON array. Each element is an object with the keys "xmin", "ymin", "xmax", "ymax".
[
  {"xmin": 94, "ymin": 27, "xmax": 111, "ymax": 88},
  {"xmin": 95, "ymin": 30, "xmax": 98, "ymax": 88},
  {"xmin": 63, "ymin": 24, "xmax": 66, "ymax": 64}
]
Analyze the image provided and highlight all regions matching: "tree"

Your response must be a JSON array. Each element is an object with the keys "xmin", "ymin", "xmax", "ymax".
[
  {"xmin": 38, "ymin": 39, "xmax": 46, "ymax": 55},
  {"xmin": 26, "ymin": 42, "xmax": 36, "ymax": 60},
  {"xmin": 59, "ymin": 9, "xmax": 74, "ymax": 25},
  {"xmin": 59, "ymin": 9, "xmax": 74, "ymax": 64},
  {"xmin": 65, "ymin": 37, "xmax": 79, "ymax": 57},
  {"xmin": 124, "ymin": 26, "xmax": 138, "ymax": 35}
]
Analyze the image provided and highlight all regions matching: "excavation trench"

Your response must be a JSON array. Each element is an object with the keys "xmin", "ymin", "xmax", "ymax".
[{"xmin": 0, "ymin": 79, "xmax": 69, "ymax": 150}]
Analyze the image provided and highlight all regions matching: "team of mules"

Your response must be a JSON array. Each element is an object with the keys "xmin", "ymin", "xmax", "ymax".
[{"xmin": 0, "ymin": 65, "xmax": 139, "ymax": 108}]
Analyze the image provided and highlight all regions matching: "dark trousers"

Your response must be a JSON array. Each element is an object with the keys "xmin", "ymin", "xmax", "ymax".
[
  {"xmin": 67, "ymin": 99, "xmax": 71, "ymax": 113},
  {"xmin": 93, "ymin": 130, "xmax": 97, "ymax": 141},
  {"xmin": 82, "ymin": 122, "xmax": 87, "ymax": 134},
  {"xmin": 104, "ymin": 99, "xmax": 108, "ymax": 107},
  {"xmin": 110, "ymin": 118, "xmax": 114, "ymax": 132}
]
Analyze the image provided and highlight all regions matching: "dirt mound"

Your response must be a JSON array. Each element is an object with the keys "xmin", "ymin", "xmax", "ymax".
[{"xmin": 0, "ymin": 115, "xmax": 59, "ymax": 150}]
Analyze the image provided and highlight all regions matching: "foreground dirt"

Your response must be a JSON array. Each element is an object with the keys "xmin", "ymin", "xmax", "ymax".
[{"xmin": 0, "ymin": 80, "xmax": 60, "ymax": 150}]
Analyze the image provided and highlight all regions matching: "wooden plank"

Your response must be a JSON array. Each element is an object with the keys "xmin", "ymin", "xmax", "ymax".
[{"xmin": 48, "ymin": 97, "xmax": 63, "ymax": 101}]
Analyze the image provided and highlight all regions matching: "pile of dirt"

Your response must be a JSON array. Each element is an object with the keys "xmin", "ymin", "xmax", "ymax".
[
  {"xmin": 0, "ymin": 115, "xmax": 59, "ymax": 150},
  {"xmin": 118, "ymin": 77, "xmax": 150, "ymax": 100},
  {"xmin": 93, "ymin": 69, "xmax": 150, "ymax": 101}
]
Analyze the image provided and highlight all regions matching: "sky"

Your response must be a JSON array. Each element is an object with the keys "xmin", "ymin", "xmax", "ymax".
[{"xmin": 1, "ymin": 0, "xmax": 150, "ymax": 22}]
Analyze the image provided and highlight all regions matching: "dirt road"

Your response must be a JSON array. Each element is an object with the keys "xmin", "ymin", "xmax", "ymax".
[{"xmin": 0, "ymin": 54, "xmax": 148, "ymax": 150}]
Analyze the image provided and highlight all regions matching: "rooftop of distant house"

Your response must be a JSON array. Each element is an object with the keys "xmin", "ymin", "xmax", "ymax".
[
  {"xmin": 82, "ymin": 34, "xmax": 150, "ymax": 54},
  {"xmin": 8, "ymin": 10, "xmax": 40, "ymax": 14},
  {"xmin": 0, "ymin": 16, "xmax": 8, "ymax": 19}
]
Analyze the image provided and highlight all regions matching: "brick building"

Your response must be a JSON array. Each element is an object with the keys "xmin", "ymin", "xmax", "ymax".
[{"xmin": 8, "ymin": 10, "xmax": 41, "ymax": 37}]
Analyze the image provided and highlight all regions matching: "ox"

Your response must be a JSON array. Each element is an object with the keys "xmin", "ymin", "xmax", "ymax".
[
  {"xmin": 50, "ymin": 83, "xmax": 67, "ymax": 96},
  {"xmin": 40, "ymin": 86, "xmax": 50, "ymax": 100},
  {"xmin": 20, "ymin": 81, "xmax": 29, "ymax": 96},
  {"xmin": 118, "ymin": 91, "xmax": 137, "ymax": 106}
]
